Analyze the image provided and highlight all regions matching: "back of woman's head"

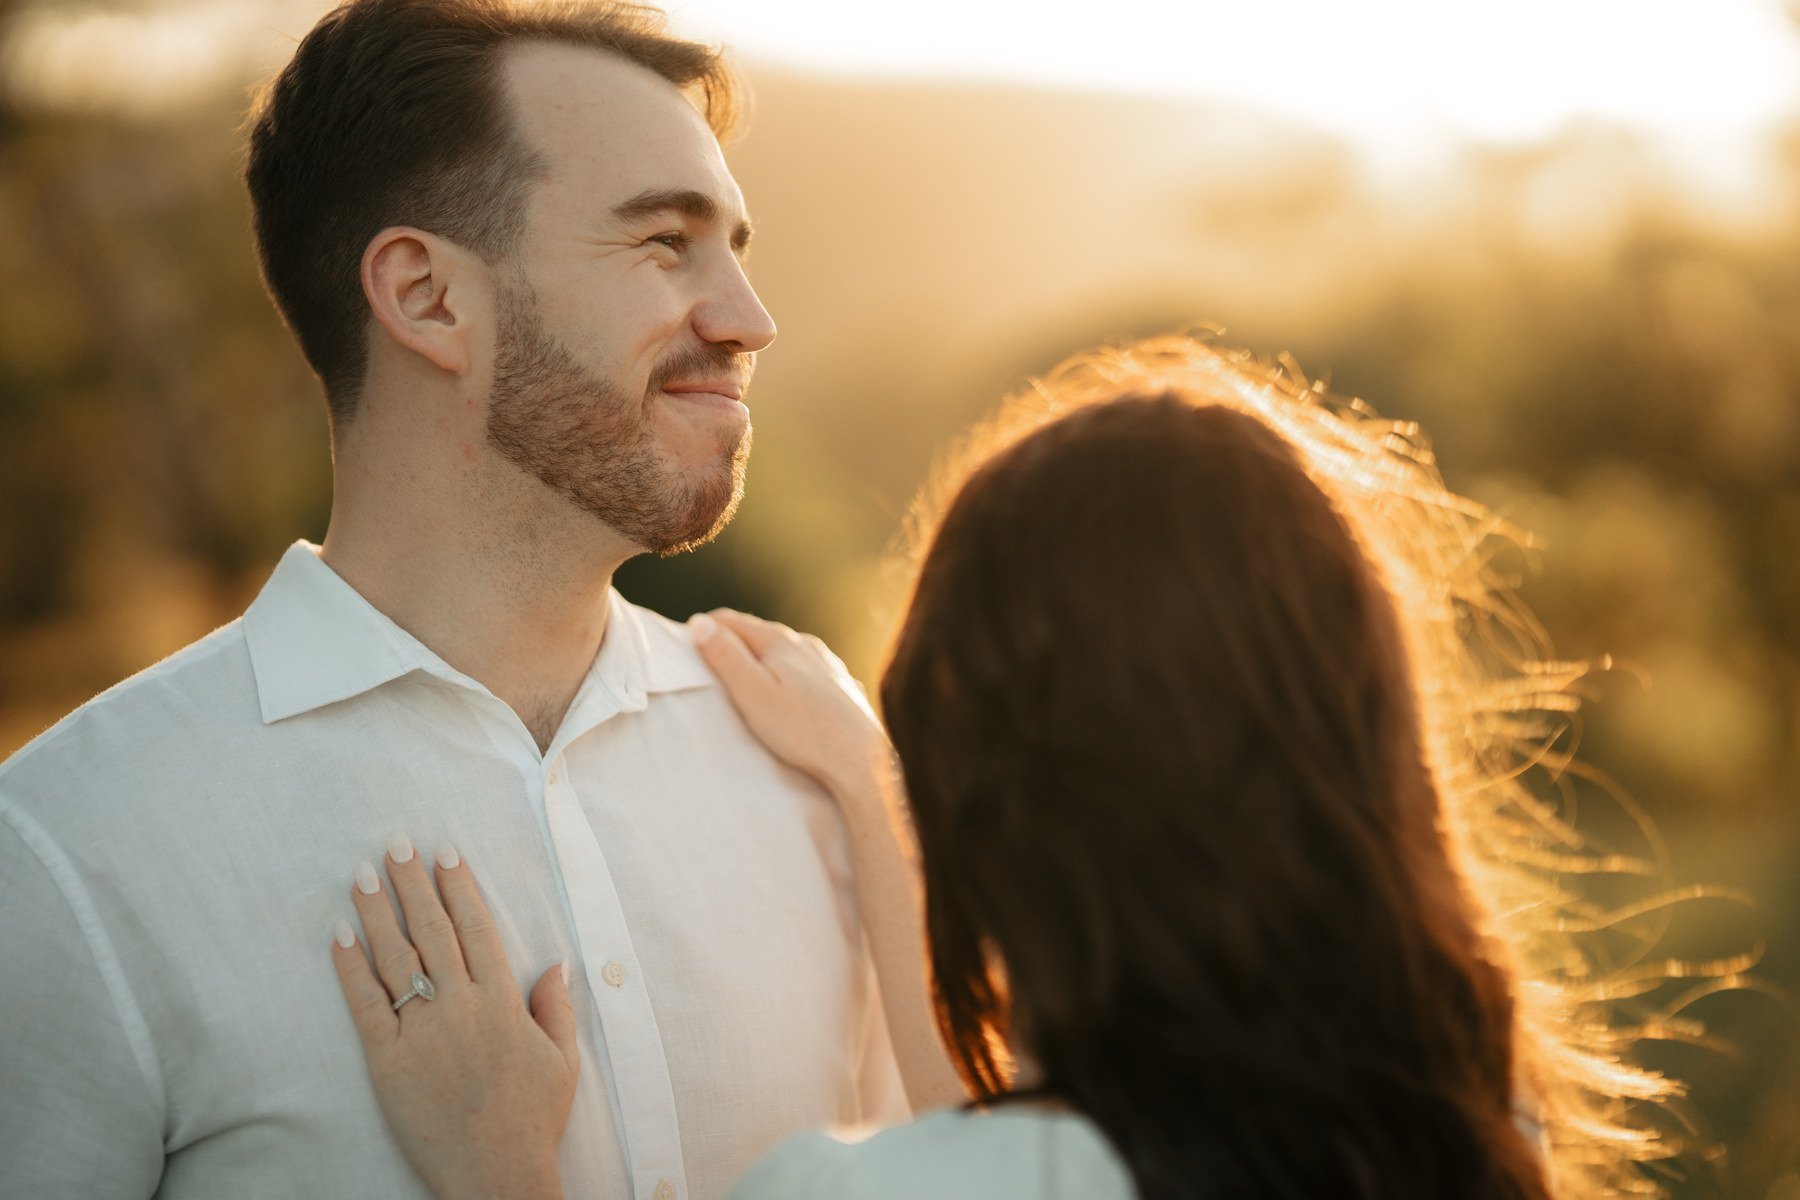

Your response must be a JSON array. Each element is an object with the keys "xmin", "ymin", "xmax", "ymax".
[{"xmin": 880, "ymin": 354, "xmax": 1554, "ymax": 1199}]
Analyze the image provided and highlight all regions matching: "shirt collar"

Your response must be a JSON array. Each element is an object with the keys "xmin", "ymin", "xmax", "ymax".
[
  {"xmin": 571, "ymin": 580, "xmax": 716, "ymax": 723},
  {"xmin": 244, "ymin": 541, "xmax": 714, "ymax": 726}
]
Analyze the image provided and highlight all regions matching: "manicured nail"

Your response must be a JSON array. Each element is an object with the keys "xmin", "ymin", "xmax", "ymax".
[
  {"xmin": 560, "ymin": 958, "xmax": 570, "ymax": 986},
  {"xmin": 687, "ymin": 612, "xmax": 717, "ymax": 641},
  {"xmin": 355, "ymin": 860, "xmax": 381, "ymax": 895},
  {"xmin": 386, "ymin": 833, "xmax": 414, "ymax": 864},
  {"xmin": 436, "ymin": 842, "xmax": 460, "ymax": 870},
  {"xmin": 334, "ymin": 919, "xmax": 357, "ymax": 949}
]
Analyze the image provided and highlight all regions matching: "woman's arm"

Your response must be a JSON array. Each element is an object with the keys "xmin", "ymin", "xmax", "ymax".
[
  {"xmin": 331, "ymin": 843, "xmax": 576, "ymax": 1200},
  {"xmin": 688, "ymin": 610, "xmax": 967, "ymax": 1114}
]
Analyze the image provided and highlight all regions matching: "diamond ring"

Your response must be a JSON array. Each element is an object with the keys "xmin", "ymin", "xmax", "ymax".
[{"xmin": 391, "ymin": 971, "xmax": 436, "ymax": 1011}]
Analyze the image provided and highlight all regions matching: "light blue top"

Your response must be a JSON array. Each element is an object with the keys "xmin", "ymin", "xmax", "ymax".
[{"xmin": 727, "ymin": 1107, "xmax": 1136, "ymax": 1200}]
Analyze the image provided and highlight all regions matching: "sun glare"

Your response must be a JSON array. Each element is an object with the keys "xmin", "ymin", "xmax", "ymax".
[
  {"xmin": 2, "ymin": 0, "xmax": 1795, "ymax": 175},
  {"xmin": 663, "ymin": 0, "xmax": 1800, "ymax": 145}
]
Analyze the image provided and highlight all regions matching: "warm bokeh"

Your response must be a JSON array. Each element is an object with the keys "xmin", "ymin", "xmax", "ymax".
[{"xmin": 1, "ymin": 3, "xmax": 1796, "ymax": 1196}]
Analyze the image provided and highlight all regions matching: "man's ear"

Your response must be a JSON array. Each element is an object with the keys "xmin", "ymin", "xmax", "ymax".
[{"xmin": 361, "ymin": 227, "xmax": 476, "ymax": 377}]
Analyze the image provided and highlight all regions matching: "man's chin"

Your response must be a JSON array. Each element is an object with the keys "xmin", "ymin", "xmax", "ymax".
[
  {"xmin": 651, "ymin": 490, "xmax": 742, "ymax": 557},
  {"xmin": 644, "ymin": 459, "xmax": 746, "ymax": 557}
]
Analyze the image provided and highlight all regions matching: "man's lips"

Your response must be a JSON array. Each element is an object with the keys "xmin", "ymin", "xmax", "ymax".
[{"xmin": 660, "ymin": 380, "xmax": 745, "ymax": 402}]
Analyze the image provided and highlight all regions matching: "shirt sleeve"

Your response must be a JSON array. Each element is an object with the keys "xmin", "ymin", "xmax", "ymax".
[
  {"xmin": 0, "ymin": 806, "xmax": 165, "ymax": 1196},
  {"xmin": 725, "ymin": 1130, "xmax": 860, "ymax": 1200}
]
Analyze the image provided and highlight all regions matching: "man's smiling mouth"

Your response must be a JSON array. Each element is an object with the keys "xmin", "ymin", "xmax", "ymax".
[{"xmin": 660, "ymin": 380, "xmax": 746, "ymax": 403}]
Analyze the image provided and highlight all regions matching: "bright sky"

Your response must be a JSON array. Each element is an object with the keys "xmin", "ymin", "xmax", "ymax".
[
  {"xmin": 664, "ymin": 0, "xmax": 1800, "ymax": 146},
  {"xmin": 5, "ymin": 0, "xmax": 1797, "ymax": 153}
]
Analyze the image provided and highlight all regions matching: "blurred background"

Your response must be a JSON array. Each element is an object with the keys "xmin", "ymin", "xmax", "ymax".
[{"xmin": 1, "ymin": 0, "xmax": 1796, "ymax": 1193}]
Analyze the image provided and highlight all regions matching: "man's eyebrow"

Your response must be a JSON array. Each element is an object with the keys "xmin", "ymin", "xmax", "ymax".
[
  {"xmin": 612, "ymin": 187, "xmax": 753, "ymax": 253},
  {"xmin": 612, "ymin": 187, "xmax": 717, "ymax": 224}
]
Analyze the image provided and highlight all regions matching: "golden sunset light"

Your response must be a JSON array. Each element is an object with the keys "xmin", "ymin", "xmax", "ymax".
[
  {"xmin": 2, "ymin": 1, "xmax": 1798, "ymax": 1196},
  {"xmin": 6, "ymin": 0, "xmax": 1798, "ymax": 170}
]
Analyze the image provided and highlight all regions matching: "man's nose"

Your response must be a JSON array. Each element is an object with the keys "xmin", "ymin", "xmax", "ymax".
[{"xmin": 693, "ymin": 259, "xmax": 777, "ymax": 353}]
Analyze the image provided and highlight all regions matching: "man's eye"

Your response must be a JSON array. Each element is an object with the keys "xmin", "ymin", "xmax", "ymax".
[{"xmin": 649, "ymin": 232, "xmax": 689, "ymax": 251}]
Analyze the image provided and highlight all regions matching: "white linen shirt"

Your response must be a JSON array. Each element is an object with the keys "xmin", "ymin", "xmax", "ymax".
[{"xmin": 0, "ymin": 541, "xmax": 906, "ymax": 1200}]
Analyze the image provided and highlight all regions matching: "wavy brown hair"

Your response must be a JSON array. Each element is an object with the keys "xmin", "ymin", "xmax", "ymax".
[{"xmin": 880, "ymin": 336, "xmax": 1686, "ymax": 1199}]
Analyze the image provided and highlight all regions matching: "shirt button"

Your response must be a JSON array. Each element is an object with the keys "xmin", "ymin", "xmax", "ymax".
[
  {"xmin": 654, "ymin": 1183, "xmax": 675, "ymax": 1200},
  {"xmin": 546, "ymin": 763, "xmax": 562, "ymax": 786},
  {"xmin": 602, "ymin": 960, "xmax": 627, "ymax": 988}
]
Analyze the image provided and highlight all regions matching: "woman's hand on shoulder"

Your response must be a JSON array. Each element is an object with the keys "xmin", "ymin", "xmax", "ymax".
[
  {"xmin": 687, "ymin": 608, "xmax": 891, "ymax": 798},
  {"xmin": 331, "ymin": 840, "xmax": 576, "ymax": 1200}
]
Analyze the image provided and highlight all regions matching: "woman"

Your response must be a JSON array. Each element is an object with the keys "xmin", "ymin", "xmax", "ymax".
[{"xmin": 329, "ymin": 336, "xmax": 1673, "ymax": 1199}]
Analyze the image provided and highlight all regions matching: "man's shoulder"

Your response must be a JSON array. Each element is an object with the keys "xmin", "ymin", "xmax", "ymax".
[
  {"xmin": 0, "ymin": 618, "xmax": 257, "ymax": 792},
  {"xmin": 614, "ymin": 594, "xmax": 717, "ymax": 694},
  {"xmin": 621, "ymin": 595, "xmax": 697, "ymax": 642},
  {"xmin": 618, "ymin": 596, "xmax": 840, "ymax": 680}
]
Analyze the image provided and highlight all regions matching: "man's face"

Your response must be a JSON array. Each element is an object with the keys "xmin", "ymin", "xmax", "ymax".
[{"xmin": 485, "ymin": 43, "xmax": 776, "ymax": 554}]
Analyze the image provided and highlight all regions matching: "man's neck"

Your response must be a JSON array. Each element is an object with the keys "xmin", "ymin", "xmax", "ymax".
[{"xmin": 320, "ymin": 479, "xmax": 637, "ymax": 755}]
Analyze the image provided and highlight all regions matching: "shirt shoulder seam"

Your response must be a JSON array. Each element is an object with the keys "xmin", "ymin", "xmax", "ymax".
[{"xmin": 0, "ymin": 800, "xmax": 168, "ymax": 1116}]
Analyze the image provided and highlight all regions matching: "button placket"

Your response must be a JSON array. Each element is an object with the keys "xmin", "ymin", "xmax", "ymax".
[{"xmin": 540, "ymin": 772, "xmax": 687, "ymax": 1200}]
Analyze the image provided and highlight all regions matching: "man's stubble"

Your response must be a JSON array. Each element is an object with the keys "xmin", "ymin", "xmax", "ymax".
[{"xmin": 485, "ymin": 279, "xmax": 750, "ymax": 556}]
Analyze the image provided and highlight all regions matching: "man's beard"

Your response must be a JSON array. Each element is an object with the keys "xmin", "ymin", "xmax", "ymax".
[{"xmin": 485, "ymin": 281, "xmax": 751, "ymax": 556}]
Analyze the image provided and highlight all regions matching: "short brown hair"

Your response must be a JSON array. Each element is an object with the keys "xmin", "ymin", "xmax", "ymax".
[{"xmin": 244, "ymin": 0, "xmax": 738, "ymax": 428}]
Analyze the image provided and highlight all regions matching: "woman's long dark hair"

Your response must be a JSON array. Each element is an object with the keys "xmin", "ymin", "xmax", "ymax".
[{"xmin": 879, "ymin": 339, "xmax": 1676, "ymax": 1198}]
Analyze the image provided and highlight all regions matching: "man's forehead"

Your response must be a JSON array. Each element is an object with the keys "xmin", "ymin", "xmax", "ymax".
[{"xmin": 500, "ymin": 41, "xmax": 740, "ymax": 208}]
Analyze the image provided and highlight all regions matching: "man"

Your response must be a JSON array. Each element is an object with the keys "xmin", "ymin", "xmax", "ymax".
[{"xmin": 0, "ymin": 2, "xmax": 905, "ymax": 1196}]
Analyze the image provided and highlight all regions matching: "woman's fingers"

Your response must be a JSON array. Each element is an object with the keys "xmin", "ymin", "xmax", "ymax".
[
  {"xmin": 704, "ymin": 608, "xmax": 793, "ymax": 658},
  {"xmin": 351, "ymin": 859, "xmax": 428, "ymax": 1004},
  {"xmin": 691, "ymin": 615, "xmax": 776, "ymax": 704},
  {"xmin": 709, "ymin": 608, "xmax": 874, "ymax": 712},
  {"xmin": 433, "ymin": 846, "xmax": 511, "ymax": 984},
  {"xmin": 331, "ymin": 922, "xmax": 398, "ymax": 1048},
  {"xmin": 382, "ymin": 835, "xmax": 468, "ymax": 986},
  {"xmin": 689, "ymin": 609, "xmax": 887, "ymax": 793},
  {"xmin": 529, "ymin": 961, "xmax": 580, "ymax": 1076},
  {"xmin": 705, "ymin": 611, "xmax": 869, "ymax": 711},
  {"xmin": 326, "ymin": 858, "xmax": 580, "ymax": 1200}
]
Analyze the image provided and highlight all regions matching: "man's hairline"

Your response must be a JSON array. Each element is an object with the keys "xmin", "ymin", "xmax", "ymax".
[
  {"xmin": 487, "ymin": 35, "xmax": 737, "ymax": 250},
  {"xmin": 494, "ymin": 34, "xmax": 723, "ymax": 159}
]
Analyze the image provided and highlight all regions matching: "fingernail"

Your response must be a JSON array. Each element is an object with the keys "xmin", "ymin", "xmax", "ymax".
[
  {"xmin": 436, "ymin": 841, "xmax": 460, "ymax": 870},
  {"xmin": 687, "ymin": 612, "xmax": 717, "ymax": 641},
  {"xmin": 386, "ymin": 833, "xmax": 414, "ymax": 864},
  {"xmin": 355, "ymin": 860, "xmax": 381, "ymax": 895},
  {"xmin": 560, "ymin": 958, "xmax": 570, "ymax": 986},
  {"xmin": 334, "ymin": 919, "xmax": 357, "ymax": 949}
]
